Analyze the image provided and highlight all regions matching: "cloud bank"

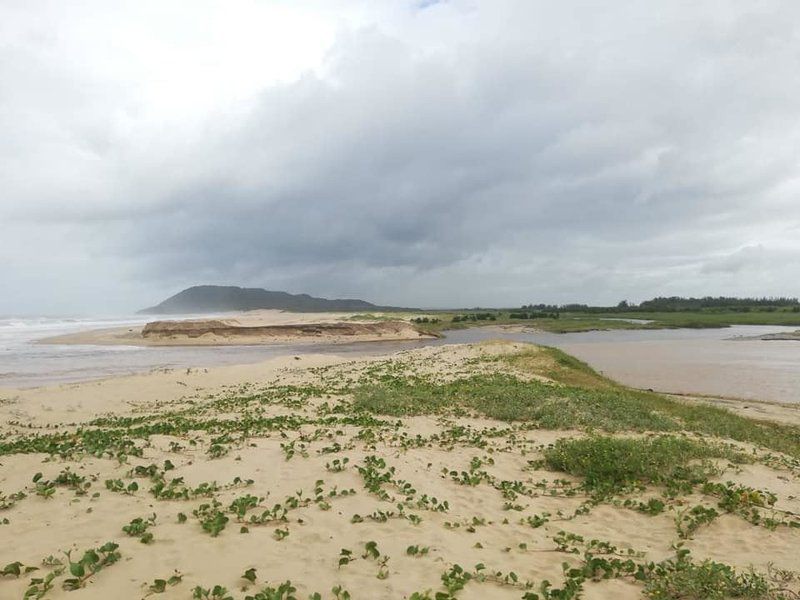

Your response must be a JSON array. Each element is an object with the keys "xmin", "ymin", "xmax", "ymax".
[{"xmin": 2, "ymin": 1, "xmax": 800, "ymax": 313}]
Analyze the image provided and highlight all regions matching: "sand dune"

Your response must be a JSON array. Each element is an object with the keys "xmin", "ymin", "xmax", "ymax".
[{"xmin": 0, "ymin": 342, "xmax": 798, "ymax": 599}]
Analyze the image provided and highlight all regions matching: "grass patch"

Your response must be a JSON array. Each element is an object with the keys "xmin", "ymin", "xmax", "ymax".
[
  {"xmin": 352, "ymin": 346, "xmax": 800, "ymax": 457},
  {"xmin": 504, "ymin": 346, "xmax": 617, "ymax": 389},
  {"xmin": 541, "ymin": 436, "xmax": 741, "ymax": 495},
  {"xmin": 353, "ymin": 373, "xmax": 679, "ymax": 431},
  {"xmin": 643, "ymin": 549, "xmax": 785, "ymax": 599}
]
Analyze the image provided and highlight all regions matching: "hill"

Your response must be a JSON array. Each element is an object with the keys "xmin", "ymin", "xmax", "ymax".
[{"xmin": 139, "ymin": 285, "xmax": 382, "ymax": 314}]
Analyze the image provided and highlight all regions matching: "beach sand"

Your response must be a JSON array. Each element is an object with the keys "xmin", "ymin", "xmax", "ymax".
[{"xmin": 0, "ymin": 342, "xmax": 798, "ymax": 599}]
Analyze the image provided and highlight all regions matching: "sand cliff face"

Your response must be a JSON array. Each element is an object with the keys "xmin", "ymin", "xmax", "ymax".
[{"xmin": 140, "ymin": 319, "xmax": 434, "ymax": 344}]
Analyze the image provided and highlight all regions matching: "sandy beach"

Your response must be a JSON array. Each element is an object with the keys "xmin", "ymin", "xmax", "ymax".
[{"xmin": 1, "ymin": 341, "xmax": 798, "ymax": 599}]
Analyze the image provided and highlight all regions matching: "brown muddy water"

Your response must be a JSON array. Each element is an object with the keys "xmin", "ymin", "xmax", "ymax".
[{"xmin": 540, "ymin": 327, "xmax": 799, "ymax": 404}]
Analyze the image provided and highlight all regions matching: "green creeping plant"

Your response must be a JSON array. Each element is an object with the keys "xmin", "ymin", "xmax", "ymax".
[
  {"xmin": 446, "ymin": 456, "xmax": 494, "ymax": 486},
  {"xmin": 207, "ymin": 443, "xmax": 229, "ymax": 459},
  {"xmin": 511, "ymin": 535, "xmax": 787, "ymax": 600},
  {"xmin": 312, "ymin": 480, "xmax": 356, "ymax": 511},
  {"xmin": 325, "ymin": 457, "xmax": 349, "ymax": 472},
  {"xmin": 376, "ymin": 560, "xmax": 390, "ymax": 580},
  {"xmin": 362, "ymin": 541, "xmax": 380, "ymax": 560},
  {"xmin": 62, "ymin": 542, "xmax": 121, "ymax": 590},
  {"xmin": 122, "ymin": 514, "xmax": 157, "ymax": 543},
  {"xmin": 623, "ymin": 498, "xmax": 666, "ymax": 516},
  {"xmin": 440, "ymin": 564, "xmax": 473, "ymax": 597},
  {"xmin": 406, "ymin": 545, "xmax": 430, "ymax": 557},
  {"xmin": 523, "ymin": 513, "xmax": 550, "ymax": 529},
  {"xmin": 32, "ymin": 473, "xmax": 56, "ymax": 499},
  {"xmin": 318, "ymin": 442, "xmax": 344, "ymax": 455},
  {"xmin": 128, "ymin": 463, "xmax": 161, "ymax": 479},
  {"xmin": 244, "ymin": 580, "xmax": 298, "ymax": 600},
  {"xmin": 230, "ymin": 484, "xmax": 350, "ymax": 527},
  {"xmin": 53, "ymin": 468, "xmax": 92, "ymax": 495},
  {"xmin": 356, "ymin": 456, "xmax": 394, "ymax": 500},
  {"xmin": 350, "ymin": 504, "xmax": 422, "ymax": 525},
  {"xmin": 0, "ymin": 490, "xmax": 27, "ymax": 509},
  {"xmin": 193, "ymin": 501, "xmax": 229, "ymax": 537},
  {"xmin": 151, "ymin": 475, "xmax": 253, "ymax": 500},
  {"xmin": 360, "ymin": 541, "xmax": 390, "ymax": 579},
  {"xmin": 1, "ymin": 561, "xmax": 38, "ymax": 577},
  {"xmin": 242, "ymin": 567, "xmax": 257, "ymax": 583},
  {"xmin": 280, "ymin": 440, "xmax": 309, "ymax": 461},
  {"xmin": 338, "ymin": 548, "xmax": 355, "ymax": 568},
  {"xmin": 192, "ymin": 585, "xmax": 234, "ymax": 600},
  {"xmin": 229, "ymin": 494, "xmax": 264, "ymax": 520},
  {"xmin": 332, "ymin": 585, "xmax": 352, "ymax": 600},
  {"xmin": 24, "ymin": 568, "xmax": 63, "ymax": 600},
  {"xmin": 146, "ymin": 571, "xmax": 182, "ymax": 595},
  {"xmin": 414, "ymin": 494, "xmax": 449, "ymax": 513},
  {"xmin": 701, "ymin": 481, "xmax": 798, "ymax": 528},
  {"xmin": 675, "ymin": 505, "xmax": 720, "ymax": 539},
  {"xmin": 105, "ymin": 479, "xmax": 139, "ymax": 494}
]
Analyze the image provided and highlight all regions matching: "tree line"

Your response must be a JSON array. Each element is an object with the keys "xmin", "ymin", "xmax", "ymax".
[{"xmin": 521, "ymin": 296, "xmax": 800, "ymax": 313}]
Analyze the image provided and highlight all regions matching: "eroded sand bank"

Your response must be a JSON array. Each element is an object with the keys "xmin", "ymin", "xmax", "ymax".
[{"xmin": 38, "ymin": 310, "xmax": 434, "ymax": 347}]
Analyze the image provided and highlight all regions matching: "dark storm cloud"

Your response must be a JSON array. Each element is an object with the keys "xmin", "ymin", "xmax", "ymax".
[{"xmin": 2, "ymin": 1, "xmax": 800, "ymax": 312}]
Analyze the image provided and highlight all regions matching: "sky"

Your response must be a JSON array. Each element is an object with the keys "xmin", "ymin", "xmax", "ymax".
[{"xmin": 2, "ymin": 0, "xmax": 800, "ymax": 314}]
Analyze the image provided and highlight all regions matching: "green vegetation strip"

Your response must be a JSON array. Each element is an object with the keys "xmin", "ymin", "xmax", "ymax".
[{"xmin": 353, "ymin": 348, "xmax": 800, "ymax": 458}]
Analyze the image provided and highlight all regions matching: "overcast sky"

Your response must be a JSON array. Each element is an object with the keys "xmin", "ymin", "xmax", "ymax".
[{"xmin": 2, "ymin": 1, "xmax": 800, "ymax": 314}]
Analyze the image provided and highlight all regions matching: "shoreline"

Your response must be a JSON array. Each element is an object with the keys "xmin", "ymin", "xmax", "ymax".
[{"xmin": 663, "ymin": 391, "xmax": 800, "ymax": 427}]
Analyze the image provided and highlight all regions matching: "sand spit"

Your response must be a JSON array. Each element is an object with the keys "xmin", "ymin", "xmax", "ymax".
[
  {"xmin": 729, "ymin": 329, "xmax": 800, "ymax": 341},
  {"xmin": 38, "ymin": 310, "xmax": 434, "ymax": 347},
  {"xmin": 139, "ymin": 319, "xmax": 434, "ymax": 345},
  {"xmin": 751, "ymin": 330, "xmax": 800, "ymax": 341},
  {"xmin": 0, "ymin": 342, "xmax": 798, "ymax": 599}
]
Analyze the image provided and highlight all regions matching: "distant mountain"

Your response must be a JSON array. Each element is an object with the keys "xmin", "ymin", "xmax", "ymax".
[{"xmin": 139, "ymin": 285, "xmax": 383, "ymax": 314}]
